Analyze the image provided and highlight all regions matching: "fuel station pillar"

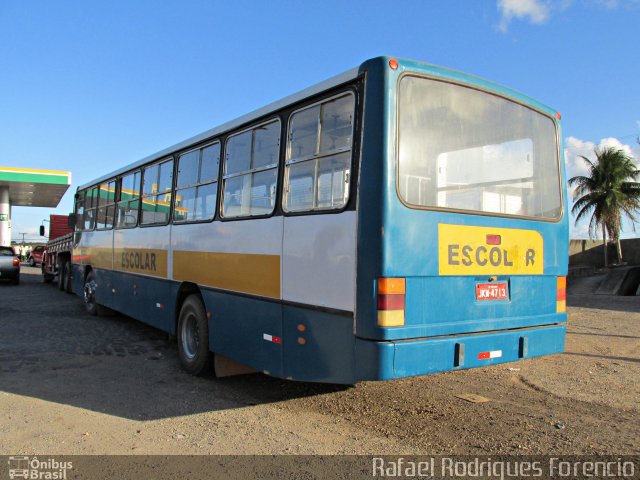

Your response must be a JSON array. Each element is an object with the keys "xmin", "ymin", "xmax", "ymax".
[{"xmin": 0, "ymin": 186, "xmax": 10, "ymax": 247}]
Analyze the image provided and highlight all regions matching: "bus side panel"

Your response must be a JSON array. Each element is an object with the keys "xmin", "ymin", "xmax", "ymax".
[
  {"xmin": 73, "ymin": 265, "xmax": 174, "ymax": 333},
  {"xmin": 171, "ymin": 218, "xmax": 284, "ymax": 376},
  {"xmin": 282, "ymin": 212, "xmax": 357, "ymax": 312},
  {"xmin": 282, "ymin": 305, "xmax": 355, "ymax": 384},
  {"xmin": 104, "ymin": 271, "xmax": 175, "ymax": 333},
  {"xmin": 71, "ymin": 264, "xmax": 85, "ymax": 296},
  {"xmin": 354, "ymin": 59, "xmax": 388, "ymax": 344},
  {"xmin": 171, "ymin": 219, "xmax": 282, "ymax": 299},
  {"xmin": 203, "ymin": 289, "xmax": 284, "ymax": 378}
]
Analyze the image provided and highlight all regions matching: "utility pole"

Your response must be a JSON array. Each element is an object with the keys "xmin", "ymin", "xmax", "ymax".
[{"xmin": 18, "ymin": 232, "xmax": 27, "ymax": 244}]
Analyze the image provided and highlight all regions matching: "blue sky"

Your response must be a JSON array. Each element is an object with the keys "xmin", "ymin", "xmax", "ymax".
[{"xmin": 1, "ymin": 0, "xmax": 639, "ymax": 241}]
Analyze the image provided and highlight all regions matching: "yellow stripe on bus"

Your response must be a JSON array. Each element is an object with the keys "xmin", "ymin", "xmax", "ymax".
[
  {"xmin": 72, "ymin": 247, "xmax": 113, "ymax": 269},
  {"xmin": 74, "ymin": 247, "xmax": 276, "ymax": 296},
  {"xmin": 173, "ymin": 251, "xmax": 280, "ymax": 299},
  {"xmin": 73, "ymin": 247, "xmax": 169, "ymax": 278}
]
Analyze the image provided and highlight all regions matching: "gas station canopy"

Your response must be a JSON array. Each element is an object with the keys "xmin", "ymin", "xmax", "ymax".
[
  {"xmin": 0, "ymin": 166, "xmax": 72, "ymax": 246},
  {"xmin": 0, "ymin": 166, "xmax": 71, "ymax": 207}
]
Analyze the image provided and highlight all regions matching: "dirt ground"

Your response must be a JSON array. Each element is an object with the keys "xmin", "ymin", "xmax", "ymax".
[{"xmin": 0, "ymin": 268, "xmax": 638, "ymax": 456}]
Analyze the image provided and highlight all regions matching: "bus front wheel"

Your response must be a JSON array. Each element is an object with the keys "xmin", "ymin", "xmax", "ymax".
[
  {"xmin": 83, "ymin": 270, "xmax": 107, "ymax": 316},
  {"xmin": 177, "ymin": 295, "xmax": 214, "ymax": 376}
]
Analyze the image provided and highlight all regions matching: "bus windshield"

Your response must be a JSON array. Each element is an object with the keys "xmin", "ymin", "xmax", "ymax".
[{"xmin": 398, "ymin": 75, "xmax": 562, "ymax": 220}]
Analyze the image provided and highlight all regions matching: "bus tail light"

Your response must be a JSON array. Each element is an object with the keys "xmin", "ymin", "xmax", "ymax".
[
  {"xmin": 377, "ymin": 278, "xmax": 405, "ymax": 327},
  {"xmin": 556, "ymin": 276, "xmax": 566, "ymax": 312}
]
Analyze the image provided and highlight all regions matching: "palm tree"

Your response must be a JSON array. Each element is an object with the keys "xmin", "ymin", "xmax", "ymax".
[{"xmin": 568, "ymin": 147, "xmax": 640, "ymax": 266}]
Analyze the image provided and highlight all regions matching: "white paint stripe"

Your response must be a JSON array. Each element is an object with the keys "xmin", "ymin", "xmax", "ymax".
[{"xmin": 489, "ymin": 350, "xmax": 503, "ymax": 359}]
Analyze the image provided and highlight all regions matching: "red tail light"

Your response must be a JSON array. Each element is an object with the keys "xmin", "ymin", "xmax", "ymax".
[
  {"xmin": 377, "ymin": 294, "xmax": 405, "ymax": 310},
  {"xmin": 13, "ymin": 257, "xmax": 20, "ymax": 267},
  {"xmin": 377, "ymin": 278, "xmax": 405, "ymax": 327},
  {"xmin": 557, "ymin": 276, "xmax": 566, "ymax": 312}
]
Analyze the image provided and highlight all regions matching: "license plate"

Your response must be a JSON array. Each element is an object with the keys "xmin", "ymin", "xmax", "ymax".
[{"xmin": 476, "ymin": 282, "xmax": 508, "ymax": 301}]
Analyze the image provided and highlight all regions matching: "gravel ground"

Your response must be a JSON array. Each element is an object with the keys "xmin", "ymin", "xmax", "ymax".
[{"xmin": 0, "ymin": 268, "xmax": 638, "ymax": 457}]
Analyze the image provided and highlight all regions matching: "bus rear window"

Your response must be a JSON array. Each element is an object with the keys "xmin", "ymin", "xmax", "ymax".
[{"xmin": 397, "ymin": 76, "xmax": 561, "ymax": 220}]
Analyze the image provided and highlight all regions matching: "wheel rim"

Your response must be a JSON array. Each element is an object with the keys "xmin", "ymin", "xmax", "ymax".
[
  {"xmin": 181, "ymin": 312, "xmax": 200, "ymax": 360},
  {"xmin": 84, "ymin": 279, "xmax": 97, "ymax": 308}
]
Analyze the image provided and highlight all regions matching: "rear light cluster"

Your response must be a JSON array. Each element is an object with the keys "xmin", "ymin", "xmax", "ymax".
[
  {"xmin": 556, "ymin": 276, "xmax": 566, "ymax": 312},
  {"xmin": 377, "ymin": 278, "xmax": 405, "ymax": 327},
  {"xmin": 12, "ymin": 258, "xmax": 19, "ymax": 267}
]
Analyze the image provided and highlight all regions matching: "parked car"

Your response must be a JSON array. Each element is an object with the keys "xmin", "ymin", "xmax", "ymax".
[
  {"xmin": 0, "ymin": 246, "xmax": 20, "ymax": 284},
  {"xmin": 28, "ymin": 245, "xmax": 46, "ymax": 266}
]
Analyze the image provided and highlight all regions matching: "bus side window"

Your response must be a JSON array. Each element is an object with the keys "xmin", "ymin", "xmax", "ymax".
[
  {"xmin": 83, "ymin": 187, "xmax": 98, "ymax": 230},
  {"xmin": 116, "ymin": 171, "xmax": 141, "ymax": 228},
  {"xmin": 141, "ymin": 159, "xmax": 174, "ymax": 225},
  {"xmin": 222, "ymin": 120, "xmax": 280, "ymax": 218},
  {"xmin": 284, "ymin": 92, "xmax": 354, "ymax": 212},
  {"xmin": 174, "ymin": 142, "xmax": 220, "ymax": 223},
  {"xmin": 75, "ymin": 191, "xmax": 85, "ymax": 231},
  {"xmin": 96, "ymin": 179, "xmax": 116, "ymax": 230}
]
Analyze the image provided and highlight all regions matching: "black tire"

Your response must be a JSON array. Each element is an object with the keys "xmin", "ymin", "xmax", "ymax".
[
  {"xmin": 83, "ymin": 270, "xmax": 107, "ymax": 316},
  {"xmin": 58, "ymin": 261, "xmax": 67, "ymax": 290},
  {"xmin": 43, "ymin": 273, "xmax": 54, "ymax": 283},
  {"xmin": 177, "ymin": 295, "xmax": 214, "ymax": 376},
  {"xmin": 13, "ymin": 275, "xmax": 19, "ymax": 285},
  {"xmin": 29, "ymin": 257, "xmax": 35, "ymax": 267},
  {"xmin": 63, "ymin": 261, "xmax": 72, "ymax": 294}
]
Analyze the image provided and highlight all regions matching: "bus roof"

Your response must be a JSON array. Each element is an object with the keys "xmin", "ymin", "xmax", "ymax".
[
  {"xmin": 79, "ymin": 67, "xmax": 359, "ymax": 190},
  {"xmin": 79, "ymin": 56, "xmax": 559, "ymax": 192}
]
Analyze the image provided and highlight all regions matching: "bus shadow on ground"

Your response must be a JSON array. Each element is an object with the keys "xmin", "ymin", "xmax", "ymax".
[
  {"xmin": 0, "ymin": 271, "xmax": 348, "ymax": 421},
  {"xmin": 567, "ymin": 293, "xmax": 640, "ymax": 313}
]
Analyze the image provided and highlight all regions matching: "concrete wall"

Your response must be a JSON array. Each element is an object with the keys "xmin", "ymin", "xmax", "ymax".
[{"xmin": 570, "ymin": 238, "xmax": 640, "ymax": 267}]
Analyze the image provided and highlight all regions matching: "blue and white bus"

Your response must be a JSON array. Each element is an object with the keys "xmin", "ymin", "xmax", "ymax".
[{"xmin": 68, "ymin": 57, "xmax": 568, "ymax": 383}]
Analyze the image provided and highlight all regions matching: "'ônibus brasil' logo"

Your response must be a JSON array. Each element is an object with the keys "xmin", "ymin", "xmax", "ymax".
[
  {"xmin": 8, "ymin": 456, "xmax": 73, "ymax": 480},
  {"xmin": 438, "ymin": 224, "xmax": 544, "ymax": 275}
]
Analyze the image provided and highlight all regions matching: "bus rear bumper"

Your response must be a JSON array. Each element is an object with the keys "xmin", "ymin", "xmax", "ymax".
[{"xmin": 355, "ymin": 323, "xmax": 566, "ymax": 381}]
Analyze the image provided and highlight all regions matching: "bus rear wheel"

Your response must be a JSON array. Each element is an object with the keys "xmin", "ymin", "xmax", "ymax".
[{"xmin": 177, "ymin": 295, "xmax": 214, "ymax": 376}]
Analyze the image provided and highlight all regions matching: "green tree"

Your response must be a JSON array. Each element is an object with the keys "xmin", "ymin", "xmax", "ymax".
[{"xmin": 569, "ymin": 147, "xmax": 640, "ymax": 266}]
